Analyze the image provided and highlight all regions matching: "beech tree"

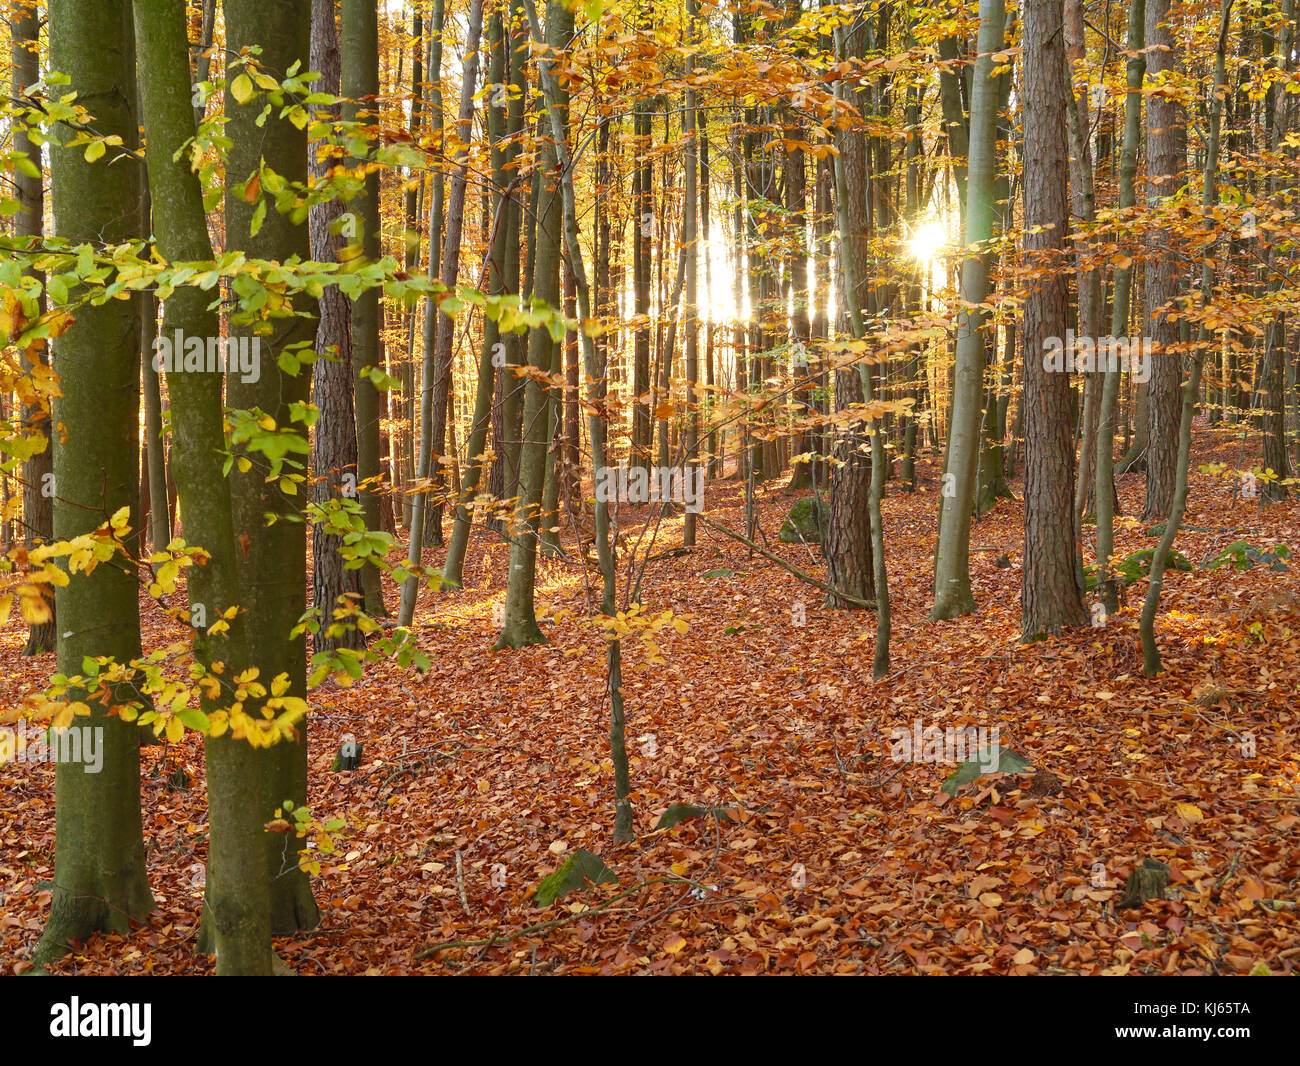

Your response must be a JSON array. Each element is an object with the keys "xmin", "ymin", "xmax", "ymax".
[
  {"xmin": 34, "ymin": 0, "xmax": 152, "ymax": 970},
  {"xmin": 1020, "ymin": 0, "xmax": 1087, "ymax": 638}
]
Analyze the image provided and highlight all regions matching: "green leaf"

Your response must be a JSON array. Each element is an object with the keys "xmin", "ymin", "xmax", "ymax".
[
  {"xmin": 940, "ymin": 747, "xmax": 1032, "ymax": 797},
  {"xmin": 701, "ymin": 568, "xmax": 734, "ymax": 579},
  {"xmin": 533, "ymin": 848, "xmax": 617, "ymax": 907},
  {"xmin": 178, "ymin": 707, "xmax": 210, "ymax": 732},
  {"xmin": 654, "ymin": 802, "xmax": 738, "ymax": 831},
  {"xmin": 250, "ymin": 198, "xmax": 267, "ymax": 237}
]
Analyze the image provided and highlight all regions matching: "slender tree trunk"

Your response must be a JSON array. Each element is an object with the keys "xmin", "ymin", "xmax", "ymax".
[
  {"xmin": 342, "ymin": 0, "xmax": 387, "ymax": 609},
  {"xmin": 496, "ymin": 0, "xmax": 567, "ymax": 649},
  {"xmin": 13, "ymin": 1, "xmax": 56, "ymax": 655},
  {"xmin": 399, "ymin": 0, "xmax": 485, "ymax": 624},
  {"xmin": 134, "ymin": 0, "xmax": 274, "ymax": 974},
  {"xmin": 933, "ymin": 0, "xmax": 1005, "ymax": 619},
  {"xmin": 424, "ymin": 0, "xmax": 485, "ymax": 557},
  {"xmin": 1142, "ymin": 0, "xmax": 1234, "ymax": 672},
  {"xmin": 224, "ymin": 0, "xmax": 321, "ymax": 936},
  {"xmin": 523, "ymin": 0, "xmax": 633, "ymax": 838},
  {"xmin": 632, "ymin": 93, "xmax": 652, "ymax": 473},
  {"xmin": 683, "ymin": 0, "xmax": 700, "ymax": 545},
  {"xmin": 310, "ymin": 0, "xmax": 366, "ymax": 654},
  {"xmin": 1097, "ymin": 0, "xmax": 1146, "ymax": 613},
  {"xmin": 443, "ymin": 0, "xmax": 526, "ymax": 587}
]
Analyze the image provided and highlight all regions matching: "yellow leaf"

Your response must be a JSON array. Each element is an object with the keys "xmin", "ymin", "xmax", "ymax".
[
  {"xmin": 230, "ymin": 73, "xmax": 255, "ymax": 104},
  {"xmin": 18, "ymin": 586, "xmax": 51, "ymax": 624},
  {"xmin": 664, "ymin": 935, "xmax": 686, "ymax": 954},
  {"xmin": 1174, "ymin": 802, "xmax": 1204, "ymax": 822}
]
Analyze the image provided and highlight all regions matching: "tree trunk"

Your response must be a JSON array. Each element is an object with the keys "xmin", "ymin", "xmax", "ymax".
[
  {"xmin": 933, "ymin": 0, "xmax": 1005, "ymax": 619},
  {"xmin": 400, "ymin": 0, "xmax": 485, "ymax": 623},
  {"xmin": 1096, "ymin": 0, "xmax": 1145, "ymax": 614},
  {"xmin": 1021, "ymin": 0, "xmax": 1088, "ymax": 639},
  {"xmin": 13, "ymin": 0, "xmax": 56, "ymax": 656},
  {"xmin": 524, "ymin": 0, "xmax": 633, "ymax": 839},
  {"xmin": 342, "ymin": 0, "xmax": 388, "ymax": 608},
  {"xmin": 134, "ymin": 0, "xmax": 275, "ymax": 974},
  {"xmin": 443, "ymin": 0, "xmax": 526, "ymax": 587},
  {"xmin": 35, "ymin": 0, "xmax": 153, "ymax": 971},
  {"xmin": 310, "ymin": 0, "xmax": 366, "ymax": 654},
  {"xmin": 496, "ymin": 0, "xmax": 568, "ymax": 649},
  {"xmin": 224, "ymin": 0, "xmax": 321, "ymax": 937},
  {"xmin": 1141, "ymin": 0, "xmax": 1182, "ymax": 518}
]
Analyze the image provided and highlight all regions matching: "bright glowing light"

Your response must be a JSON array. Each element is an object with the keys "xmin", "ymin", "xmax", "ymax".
[{"xmin": 908, "ymin": 220, "xmax": 948, "ymax": 263}]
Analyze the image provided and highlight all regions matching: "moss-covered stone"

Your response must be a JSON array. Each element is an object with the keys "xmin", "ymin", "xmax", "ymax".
[{"xmin": 779, "ymin": 497, "xmax": 830, "ymax": 545}]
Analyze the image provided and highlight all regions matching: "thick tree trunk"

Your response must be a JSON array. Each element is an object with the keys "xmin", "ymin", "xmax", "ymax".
[
  {"xmin": 1141, "ymin": 0, "xmax": 1182, "ymax": 518},
  {"xmin": 825, "ymin": 21, "xmax": 875, "ymax": 611},
  {"xmin": 831, "ymin": 22, "xmax": 891, "ymax": 678},
  {"xmin": 1021, "ymin": 0, "xmax": 1088, "ymax": 639},
  {"xmin": 35, "ymin": 0, "xmax": 152, "ymax": 970}
]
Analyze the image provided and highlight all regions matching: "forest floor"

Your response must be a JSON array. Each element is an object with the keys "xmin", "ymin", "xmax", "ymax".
[{"xmin": 3, "ymin": 421, "xmax": 1299, "ymax": 974}]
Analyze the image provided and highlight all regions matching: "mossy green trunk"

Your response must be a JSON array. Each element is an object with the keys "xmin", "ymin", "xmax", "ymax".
[
  {"xmin": 134, "ymin": 0, "xmax": 271, "ymax": 974},
  {"xmin": 35, "ymin": 0, "xmax": 152, "ymax": 970},
  {"xmin": 225, "ymin": 0, "xmax": 321, "ymax": 936}
]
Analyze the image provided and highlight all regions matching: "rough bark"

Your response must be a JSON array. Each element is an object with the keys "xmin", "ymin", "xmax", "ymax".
[
  {"xmin": 341, "ymin": 0, "xmax": 387, "ymax": 609},
  {"xmin": 1021, "ymin": 0, "xmax": 1088, "ymax": 638},
  {"xmin": 310, "ymin": 0, "xmax": 366, "ymax": 655},
  {"xmin": 1141, "ymin": 0, "xmax": 1182, "ymax": 518}
]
